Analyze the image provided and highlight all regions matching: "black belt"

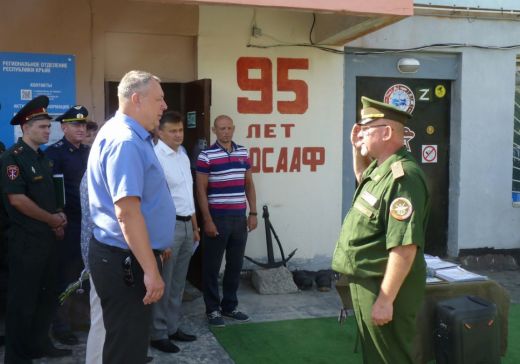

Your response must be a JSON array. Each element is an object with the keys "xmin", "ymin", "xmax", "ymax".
[
  {"xmin": 176, "ymin": 215, "xmax": 191, "ymax": 222},
  {"xmin": 93, "ymin": 238, "xmax": 162, "ymax": 257}
]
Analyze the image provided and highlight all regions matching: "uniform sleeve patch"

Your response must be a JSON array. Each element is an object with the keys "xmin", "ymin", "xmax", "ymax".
[
  {"xmin": 7, "ymin": 165, "xmax": 19, "ymax": 180},
  {"xmin": 390, "ymin": 197, "xmax": 413, "ymax": 221}
]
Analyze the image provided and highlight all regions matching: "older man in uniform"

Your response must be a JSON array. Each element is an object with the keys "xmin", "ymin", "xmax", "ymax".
[
  {"xmin": 1, "ymin": 95, "xmax": 71, "ymax": 362},
  {"xmin": 45, "ymin": 105, "xmax": 90, "ymax": 345},
  {"xmin": 332, "ymin": 96, "xmax": 430, "ymax": 364},
  {"xmin": 87, "ymin": 70, "xmax": 175, "ymax": 363}
]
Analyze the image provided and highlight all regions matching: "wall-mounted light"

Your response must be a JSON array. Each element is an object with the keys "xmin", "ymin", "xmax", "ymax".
[{"xmin": 397, "ymin": 58, "xmax": 420, "ymax": 73}]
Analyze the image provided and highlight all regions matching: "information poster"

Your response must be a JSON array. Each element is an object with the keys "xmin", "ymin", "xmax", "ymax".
[{"xmin": 0, "ymin": 52, "xmax": 76, "ymax": 148}]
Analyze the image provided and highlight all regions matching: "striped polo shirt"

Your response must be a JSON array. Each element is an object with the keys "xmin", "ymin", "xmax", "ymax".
[{"xmin": 196, "ymin": 141, "xmax": 251, "ymax": 216}]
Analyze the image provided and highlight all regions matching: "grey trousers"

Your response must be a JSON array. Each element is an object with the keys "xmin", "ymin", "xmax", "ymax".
[{"xmin": 151, "ymin": 220, "xmax": 194, "ymax": 340}]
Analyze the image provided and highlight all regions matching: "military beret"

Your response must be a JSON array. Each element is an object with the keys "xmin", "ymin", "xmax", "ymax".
[
  {"xmin": 55, "ymin": 105, "xmax": 89, "ymax": 123},
  {"xmin": 358, "ymin": 96, "xmax": 412, "ymax": 125},
  {"xmin": 10, "ymin": 95, "xmax": 52, "ymax": 126}
]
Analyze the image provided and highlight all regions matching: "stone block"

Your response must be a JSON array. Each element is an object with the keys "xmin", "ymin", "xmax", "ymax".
[{"xmin": 251, "ymin": 266, "xmax": 299, "ymax": 294}]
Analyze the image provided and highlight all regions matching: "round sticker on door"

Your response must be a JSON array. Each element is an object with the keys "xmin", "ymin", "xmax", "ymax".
[
  {"xmin": 384, "ymin": 84, "xmax": 416, "ymax": 114},
  {"xmin": 435, "ymin": 85, "xmax": 446, "ymax": 98}
]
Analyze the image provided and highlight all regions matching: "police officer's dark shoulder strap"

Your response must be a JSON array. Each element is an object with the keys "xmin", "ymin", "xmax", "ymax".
[{"xmin": 10, "ymin": 143, "xmax": 24, "ymax": 157}]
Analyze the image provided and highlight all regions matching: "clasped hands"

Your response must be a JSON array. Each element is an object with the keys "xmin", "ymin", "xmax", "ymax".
[{"xmin": 49, "ymin": 212, "xmax": 67, "ymax": 239}]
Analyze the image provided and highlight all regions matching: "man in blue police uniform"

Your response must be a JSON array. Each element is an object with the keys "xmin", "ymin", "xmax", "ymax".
[
  {"xmin": 1, "ymin": 95, "xmax": 71, "ymax": 362},
  {"xmin": 45, "ymin": 105, "xmax": 90, "ymax": 345},
  {"xmin": 87, "ymin": 70, "xmax": 175, "ymax": 363}
]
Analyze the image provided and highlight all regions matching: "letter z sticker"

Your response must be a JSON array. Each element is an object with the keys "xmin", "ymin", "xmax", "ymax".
[{"xmin": 7, "ymin": 165, "xmax": 19, "ymax": 180}]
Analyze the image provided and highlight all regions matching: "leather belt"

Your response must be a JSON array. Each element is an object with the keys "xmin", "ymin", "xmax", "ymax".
[
  {"xmin": 93, "ymin": 238, "xmax": 162, "ymax": 257},
  {"xmin": 176, "ymin": 215, "xmax": 191, "ymax": 222}
]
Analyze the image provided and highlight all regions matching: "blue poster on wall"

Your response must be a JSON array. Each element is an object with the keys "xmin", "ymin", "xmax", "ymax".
[{"xmin": 0, "ymin": 52, "xmax": 76, "ymax": 148}]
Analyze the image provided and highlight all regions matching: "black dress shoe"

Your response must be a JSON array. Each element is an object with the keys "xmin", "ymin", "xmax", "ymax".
[
  {"xmin": 169, "ymin": 329, "xmax": 197, "ymax": 342},
  {"xmin": 150, "ymin": 339, "xmax": 180, "ymax": 353},
  {"xmin": 146, "ymin": 356, "xmax": 154, "ymax": 363},
  {"xmin": 53, "ymin": 330, "xmax": 79, "ymax": 345}
]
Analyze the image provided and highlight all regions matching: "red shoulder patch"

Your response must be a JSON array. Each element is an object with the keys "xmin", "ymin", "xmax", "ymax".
[{"xmin": 7, "ymin": 165, "xmax": 19, "ymax": 181}]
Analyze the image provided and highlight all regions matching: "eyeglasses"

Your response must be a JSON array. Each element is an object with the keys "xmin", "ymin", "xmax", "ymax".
[
  {"xmin": 122, "ymin": 256, "xmax": 135, "ymax": 287},
  {"xmin": 359, "ymin": 124, "xmax": 388, "ymax": 136}
]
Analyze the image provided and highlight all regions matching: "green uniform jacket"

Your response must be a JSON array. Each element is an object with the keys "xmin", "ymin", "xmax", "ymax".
[
  {"xmin": 1, "ymin": 139, "xmax": 58, "ymax": 235},
  {"xmin": 333, "ymin": 147, "xmax": 430, "ymax": 279}
]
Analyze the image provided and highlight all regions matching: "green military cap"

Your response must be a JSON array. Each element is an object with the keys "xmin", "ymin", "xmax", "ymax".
[{"xmin": 358, "ymin": 96, "xmax": 412, "ymax": 125}]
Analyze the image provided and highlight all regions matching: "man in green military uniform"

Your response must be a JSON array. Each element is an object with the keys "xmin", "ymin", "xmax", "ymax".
[
  {"xmin": 1, "ymin": 95, "xmax": 71, "ymax": 362},
  {"xmin": 333, "ymin": 96, "xmax": 430, "ymax": 364}
]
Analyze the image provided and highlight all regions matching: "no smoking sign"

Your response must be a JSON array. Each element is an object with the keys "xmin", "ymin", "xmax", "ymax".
[{"xmin": 422, "ymin": 145, "xmax": 437, "ymax": 163}]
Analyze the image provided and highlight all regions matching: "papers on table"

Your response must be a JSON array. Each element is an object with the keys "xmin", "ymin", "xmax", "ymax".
[
  {"xmin": 425, "ymin": 255, "xmax": 458, "ymax": 270},
  {"xmin": 424, "ymin": 254, "xmax": 487, "ymax": 283},
  {"xmin": 426, "ymin": 276, "xmax": 445, "ymax": 284},
  {"xmin": 434, "ymin": 266, "xmax": 487, "ymax": 282}
]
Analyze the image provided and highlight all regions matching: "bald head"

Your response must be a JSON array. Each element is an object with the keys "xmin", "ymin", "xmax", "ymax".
[
  {"xmin": 214, "ymin": 114, "xmax": 233, "ymax": 127},
  {"xmin": 212, "ymin": 114, "xmax": 235, "ymax": 147}
]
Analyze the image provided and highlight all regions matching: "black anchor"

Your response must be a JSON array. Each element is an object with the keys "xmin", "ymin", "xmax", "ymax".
[{"xmin": 245, "ymin": 205, "xmax": 296, "ymax": 268}]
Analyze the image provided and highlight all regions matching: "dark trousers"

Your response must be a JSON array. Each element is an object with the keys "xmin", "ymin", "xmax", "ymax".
[
  {"xmin": 202, "ymin": 215, "xmax": 247, "ymax": 313},
  {"xmin": 5, "ymin": 226, "xmax": 58, "ymax": 364},
  {"xmin": 53, "ymin": 219, "xmax": 84, "ymax": 334},
  {"xmin": 89, "ymin": 239, "xmax": 160, "ymax": 364}
]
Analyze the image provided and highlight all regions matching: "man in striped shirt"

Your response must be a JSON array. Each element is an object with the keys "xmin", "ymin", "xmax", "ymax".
[{"xmin": 196, "ymin": 115, "xmax": 257, "ymax": 327}]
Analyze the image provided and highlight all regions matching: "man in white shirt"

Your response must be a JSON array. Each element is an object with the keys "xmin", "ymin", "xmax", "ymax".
[{"xmin": 150, "ymin": 111, "xmax": 200, "ymax": 353}]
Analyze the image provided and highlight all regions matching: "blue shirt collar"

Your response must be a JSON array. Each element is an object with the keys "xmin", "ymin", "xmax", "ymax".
[{"xmin": 116, "ymin": 111, "xmax": 152, "ymax": 142}]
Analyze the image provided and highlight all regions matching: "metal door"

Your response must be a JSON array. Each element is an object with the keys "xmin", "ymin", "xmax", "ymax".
[{"xmin": 357, "ymin": 77, "xmax": 450, "ymax": 255}]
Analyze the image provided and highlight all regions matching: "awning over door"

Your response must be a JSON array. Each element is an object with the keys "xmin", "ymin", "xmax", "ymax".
[{"xmin": 134, "ymin": 0, "xmax": 413, "ymax": 45}]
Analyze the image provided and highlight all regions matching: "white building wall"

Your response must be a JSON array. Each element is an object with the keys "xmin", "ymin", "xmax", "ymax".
[
  {"xmin": 349, "ymin": 16, "xmax": 520, "ymax": 252},
  {"xmin": 198, "ymin": 6, "xmax": 345, "ymax": 268}
]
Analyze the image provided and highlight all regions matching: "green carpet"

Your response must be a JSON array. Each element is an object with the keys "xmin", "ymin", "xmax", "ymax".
[
  {"xmin": 212, "ymin": 304, "xmax": 520, "ymax": 364},
  {"xmin": 211, "ymin": 316, "xmax": 362, "ymax": 364},
  {"xmin": 504, "ymin": 304, "xmax": 520, "ymax": 364}
]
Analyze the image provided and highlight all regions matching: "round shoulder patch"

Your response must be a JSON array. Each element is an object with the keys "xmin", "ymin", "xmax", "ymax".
[{"xmin": 390, "ymin": 197, "xmax": 413, "ymax": 221}]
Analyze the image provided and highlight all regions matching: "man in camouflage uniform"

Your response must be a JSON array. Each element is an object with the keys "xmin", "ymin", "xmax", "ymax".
[{"xmin": 333, "ymin": 96, "xmax": 430, "ymax": 364}]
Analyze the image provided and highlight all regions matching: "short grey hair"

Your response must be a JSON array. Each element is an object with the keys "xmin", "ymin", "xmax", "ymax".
[{"xmin": 117, "ymin": 70, "xmax": 161, "ymax": 99}]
